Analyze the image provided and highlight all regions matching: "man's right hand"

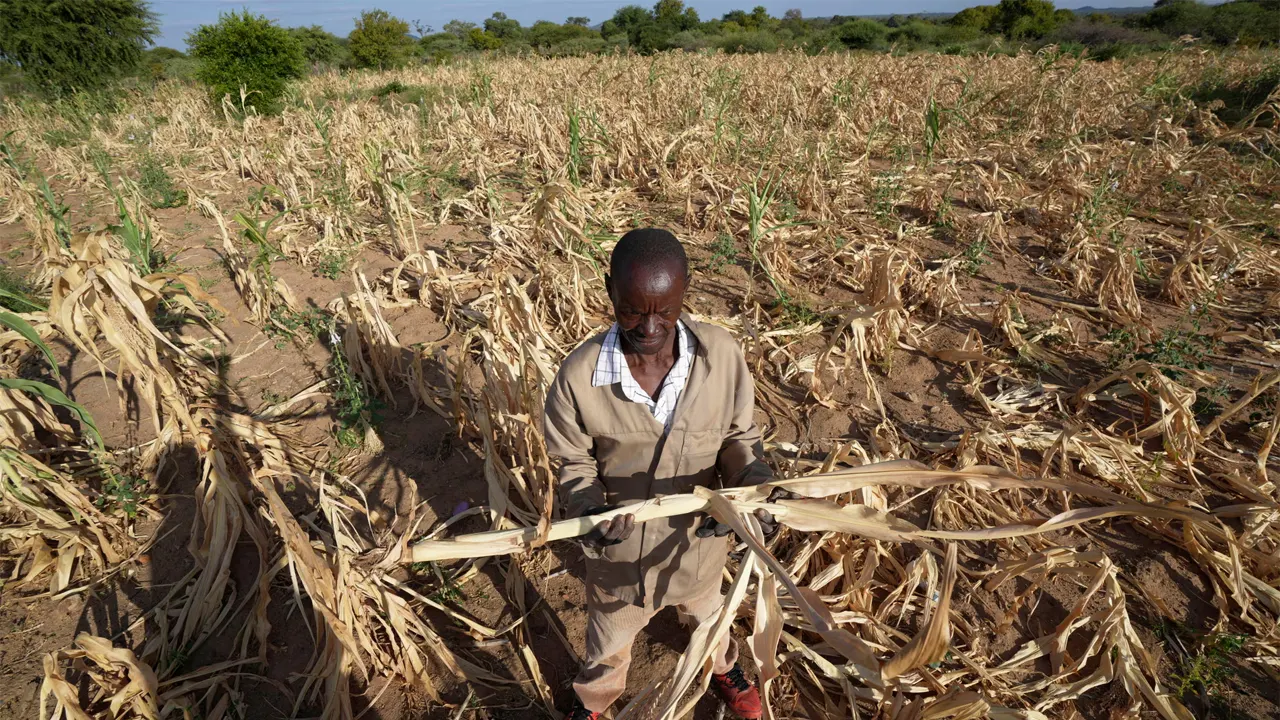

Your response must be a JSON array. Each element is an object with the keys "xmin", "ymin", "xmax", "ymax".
[{"xmin": 581, "ymin": 506, "xmax": 635, "ymax": 549}]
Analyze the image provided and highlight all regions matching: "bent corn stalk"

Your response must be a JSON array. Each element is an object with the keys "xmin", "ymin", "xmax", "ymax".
[{"xmin": 398, "ymin": 462, "xmax": 1214, "ymax": 564}]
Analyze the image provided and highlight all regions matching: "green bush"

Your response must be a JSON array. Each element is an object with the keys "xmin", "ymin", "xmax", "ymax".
[
  {"xmin": 137, "ymin": 153, "xmax": 187, "ymax": 208},
  {"xmin": 669, "ymin": 30, "xmax": 712, "ymax": 51},
  {"xmin": 0, "ymin": 0, "xmax": 158, "ymax": 96},
  {"xmin": 290, "ymin": 26, "xmax": 345, "ymax": 68},
  {"xmin": 467, "ymin": 28, "xmax": 503, "ymax": 51},
  {"xmin": 548, "ymin": 36, "xmax": 612, "ymax": 56},
  {"xmin": 715, "ymin": 31, "xmax": 782, "ymax": 53},
  {"xmin": 1192, "ymin": 64, "xmax": 1280, "ymax": 123},
  {"xmin": 187, "ymin": 11, "xmax": 306, "ymax": 114},
  {"xmin": 420, "ymin": 32, "xmax": 468, "ymax": 63},
  {"xmin": 838, "ymin": 19, "xmax": 890, "ymax": 50},
  {"xmin": 348, "ymin": 9, "xmax": 415, "ymax": 69}
]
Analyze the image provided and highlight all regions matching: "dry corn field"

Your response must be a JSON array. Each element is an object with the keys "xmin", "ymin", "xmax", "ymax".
[{"xmin": 1, "ymin": 47, "xmax": 1279, "ymax": 720}]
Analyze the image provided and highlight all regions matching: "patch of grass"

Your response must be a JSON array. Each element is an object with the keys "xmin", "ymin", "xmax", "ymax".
[
  {"xmin": 0, "ymin": 265, "xmax": 46, "ymax": 312},
  {"xmin": 267, "ymin": 306, "xmax": 328, "ymax": 348},
  {"xmin": 704, "ymin": 233, "xmax": 738, "ymax": 274},
  {"xmin": 1191, "ymin": 65, "xmax": 1280, "ymax": 126},
  {"xmin": 137, "ymin": 153, "xmax": 188, "ymax": 209},
  {"xmin": 42, "ymin": 128, "xmax": 88, "ymax": 148},
  {"xmin": 957, "ymin": 238, "xmax": 989, "ymax": 275},
  {"xmin": 871, "ymin": 170, "xmax": 903, "ymax": 224},
  {"xmin": 1105, "ymin": 313, "xmax": 1218, "ymax": 379},
  {"xmin": 772, "ymin": 289, "xmax": 823, "ymax": 328},
  {"xmin": 1161, "ymin": 627, "xmax": 1249, "ymax": 717}
]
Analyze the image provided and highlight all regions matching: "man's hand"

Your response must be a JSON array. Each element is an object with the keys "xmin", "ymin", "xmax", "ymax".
[
  {"xmin": 581, "ymin": 506, "xmax": 635, "ymax": 549},
  {"xmin": 695, "ymin": 487, "xmax": 798, "ymax": 539}
]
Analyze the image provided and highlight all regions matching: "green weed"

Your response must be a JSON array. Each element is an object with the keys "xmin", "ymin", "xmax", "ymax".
[
  {"xmin": 42, "ymin": 128, "xmax": 88, "ymax": 148},
  {"xmin": 773, "ymin": 289, "xmax": 823, "ymax": 327},
  {"xmin": 1162, "ymin": 627, "xmax": 1248, "ymax": 716},
  {"xmin": 98, "ymin": 471, "xmax": 148, "ymax": 519},
  {"xmin": 871, "ymin": 170, "xmax": 903, "ymax": 224},
  {"xmin": 705, "ymin": 234, "xmax": 738, "ymax": 274},
  {"xmin": 0, "ymin": 265, "xmax": 46, "ymax": 312},
  {"xmin": 322, "ymin": 316, "xmax": 379, "ymax": 448},
  {"xmin": 267, "ymin": 306, "xmax": 327, "ymax": 347},
  {"xmin": 957, "ymin": 238, "xmax": 989, "ymax": 275},
  {"xmin": 1105, "ymin": 314, "xmax": 1219, "ymax": 379},
  {"xmin": 137, "ymin": 153, "xmax": 188, "ymax": 209},
  {"xmin": 1193, "ymin": 382, "xmax": 1233, "ymax": 419}
]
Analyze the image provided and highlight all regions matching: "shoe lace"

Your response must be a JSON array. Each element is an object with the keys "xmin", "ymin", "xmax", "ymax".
[{"xmin": 720, "ymin": 666, "xmax": 751, "ymax": 692}]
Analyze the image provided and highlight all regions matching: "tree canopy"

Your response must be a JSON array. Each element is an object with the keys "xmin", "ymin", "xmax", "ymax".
[
  {"xmin": 0, "ymin": 0, "xmax": 158, "ymax": 94},
  {"xmin": 348, "ymin": 9, "xmax": 414, "ymax": 69}
]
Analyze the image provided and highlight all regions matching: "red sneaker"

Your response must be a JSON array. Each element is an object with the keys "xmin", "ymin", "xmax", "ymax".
[
  {"xmin": 565, "ymin": 696, "xmax": 603, "ymax": 720},
  {"xmin": 711, "ymin": 665, "xmax": 762, "ymax": 719}
]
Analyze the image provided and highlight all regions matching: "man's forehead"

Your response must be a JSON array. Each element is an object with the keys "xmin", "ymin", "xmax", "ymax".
[{"xmin": 614, "ymin": 260, "xmax": 685, "ymax": 288}]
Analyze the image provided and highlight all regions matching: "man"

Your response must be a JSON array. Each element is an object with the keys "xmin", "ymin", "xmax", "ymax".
[{"xmin": 543, "ymin": 228, "xmax": 776, "ymax": 720}]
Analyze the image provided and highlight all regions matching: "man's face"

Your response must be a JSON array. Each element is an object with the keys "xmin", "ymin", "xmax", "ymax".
[{"xmin": 607, "ymin": 260, "xmax": 688, "ymax": 356}]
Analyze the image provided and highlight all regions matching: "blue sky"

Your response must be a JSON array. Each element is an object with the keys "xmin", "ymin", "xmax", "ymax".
[{"xmin": 151, "ymin": 0, "xmax": 1153, "ymax": 49}]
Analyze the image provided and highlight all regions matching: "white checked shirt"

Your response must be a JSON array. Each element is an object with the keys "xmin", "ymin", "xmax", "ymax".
[{"xmin": 591, "ymin": 321, "xmax": 695, "ymax": 430}]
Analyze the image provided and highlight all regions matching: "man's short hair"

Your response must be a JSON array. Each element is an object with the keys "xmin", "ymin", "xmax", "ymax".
[{"xmin": 610, "ymin": 228, "xmax": 689, "ymax": 281}]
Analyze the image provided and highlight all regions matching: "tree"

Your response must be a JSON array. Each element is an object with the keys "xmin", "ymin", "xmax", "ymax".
[
  {"xmin": 655, "ymin": 0, "xmax": 699, "ymax": 29},
  {"xmin": 949, "ymin": 5, "xmax": 998, "ymax": 31},
  {"xmin": 604, "ymin": 5, "xmax": 659, "ymax": 48},
  {"xmin": 187, "ymin": 10, "xmax": 305, "ymax": 114},
  {"xmin": 749, "ymin": 6, "xmax": 773, "ymax": 30},
  {"xmin": 467, "ymin": 28, "xmax": 502, "ymax": 50},
  {"xmin": 0, "ymin": 0, "xmax": 158, "ymax": 94},
  {"xmin": 1139, "ymin": 0, "xmax": 1213, "ymax": 37},
  {"xmin": 443, "ymin": 19, "xmax": 478, "ymax": 37},
  {"xmin": 348, "ymin": 9, "xmax": 414, "ymax": 69},
  {"xmin": 420, "ymin": 31, "xmax": 465, "ymax": 60},
  {"xmin": 484, "ymin": 12, "xmax": 524, "ymax": 41},
  {"xmin": 290, "ymin": 25, "xmax": 342, "ymax": 66},
  {"xmin": 567, "ymin": 16, "xmax": 591, "ymax": 27},
  {"xmin": 990, "ymin": 0, "xmax": 1063, "ymax": 39},
  {"xmin": 529, "ymin": 21, "xmax": 596, "ymax": 49}
]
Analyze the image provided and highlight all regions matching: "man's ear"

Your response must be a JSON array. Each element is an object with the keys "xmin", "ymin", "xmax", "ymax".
[{"xmin": 604, "ymin": 273, "xmax": 613, "ymax": 300}]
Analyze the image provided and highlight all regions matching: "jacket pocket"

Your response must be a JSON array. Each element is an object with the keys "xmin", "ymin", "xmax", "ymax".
[{"xmin": 676, "ymin": 428, "xmax": 723, "ymax": 490}]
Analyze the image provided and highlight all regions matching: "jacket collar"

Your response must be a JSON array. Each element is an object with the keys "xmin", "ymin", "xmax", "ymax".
[{"xmin": 665, "ymin": 313, "xmax": 711, "ymax": 432}]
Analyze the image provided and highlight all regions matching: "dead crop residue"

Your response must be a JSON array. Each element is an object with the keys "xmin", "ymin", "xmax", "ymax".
[{"xmin": 1, "ymin": 49, "xmax": 1280, "ymax": 719}]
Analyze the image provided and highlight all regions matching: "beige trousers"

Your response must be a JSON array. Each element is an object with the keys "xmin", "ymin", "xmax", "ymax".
[{"xmin": 573, "ymin": 580, "xmax": 738, "ymax": 712}]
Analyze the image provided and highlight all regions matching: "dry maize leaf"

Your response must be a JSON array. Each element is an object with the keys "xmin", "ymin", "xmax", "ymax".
[
  {"xmin": 882, "ymin": 544, "xmax": 958, "ymax": 681},
  {"xmin": 768, "ymin": 498, "xmax": 923, "ymax": 542},
  {"xmin": 750, "ymin": 568, "xmax": 784, "ymax": 720}
]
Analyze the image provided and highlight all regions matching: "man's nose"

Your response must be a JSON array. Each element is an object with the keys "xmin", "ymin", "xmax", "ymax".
[{"xmin": 642, "ymin": 315, "xmax": 661, "ymax": 335}]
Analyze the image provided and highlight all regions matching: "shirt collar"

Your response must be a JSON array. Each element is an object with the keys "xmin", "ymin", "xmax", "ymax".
[{"xmin": 591, "ymin": 320, "xmax": 690, "ymax": 389}]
